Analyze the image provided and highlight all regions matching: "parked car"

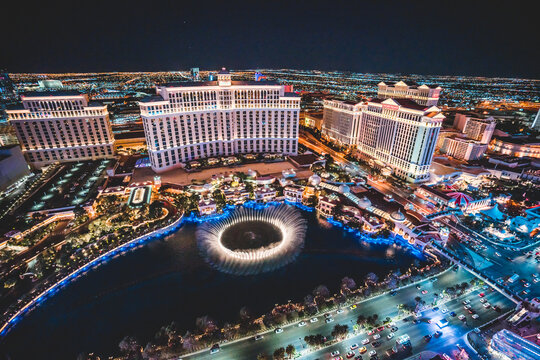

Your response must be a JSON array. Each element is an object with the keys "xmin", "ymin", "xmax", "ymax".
[{"xmin": 210, "ymin": 344, "xmax": 220, "ymax": 354}]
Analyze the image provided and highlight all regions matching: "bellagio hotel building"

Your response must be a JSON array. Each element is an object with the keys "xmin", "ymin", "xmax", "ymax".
[
  {"xmin": 6, "ymin": 91, "xmax": 114, "ymax": 168},
  {"xmin": 139, "ymin": 69, "xmax": 300, "ymax": 172}
]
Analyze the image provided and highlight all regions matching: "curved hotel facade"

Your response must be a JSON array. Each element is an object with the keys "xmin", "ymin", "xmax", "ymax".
[
  {"xmin": 139, "ymin": 69, "xmax": 300, "ymax": 172},
  {"xmin": 6, "ymin": 91, "xmax": 114, "ymax": 168},
  {"xmin": 323, "ymin": 94, "xmax": 444, "ymax": 183}
]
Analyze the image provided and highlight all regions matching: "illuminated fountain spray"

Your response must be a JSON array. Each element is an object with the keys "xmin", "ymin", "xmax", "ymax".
[{"xmin": 196, "ymin": 204, "xmax": 307, "ymax": 275}]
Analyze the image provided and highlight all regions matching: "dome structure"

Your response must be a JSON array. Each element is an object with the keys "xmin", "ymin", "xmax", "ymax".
[
  {"xmin": 309, "ymin": 174, "xmax": 321, "ymax": 186},
  {"xmin": 390, "ymin": 210, "xmax": 406, "ymax": 222},
  {"xmin": 357, "ymin": 196, "xmax": 371, "ymax": 209},
  {"xmin": 338, "ymin": 184, "xmax": 350, "ymax": 194}
]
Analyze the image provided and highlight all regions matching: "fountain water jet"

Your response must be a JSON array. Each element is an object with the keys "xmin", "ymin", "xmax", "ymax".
[{"xmin": 196, "ymin": 204, "xmax": 307, "ymax": 275}]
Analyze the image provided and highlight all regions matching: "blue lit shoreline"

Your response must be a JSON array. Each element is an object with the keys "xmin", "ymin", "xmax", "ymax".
[{"xmin": 0, "ymin": 200, "xmax": 424, "ymax": 339}]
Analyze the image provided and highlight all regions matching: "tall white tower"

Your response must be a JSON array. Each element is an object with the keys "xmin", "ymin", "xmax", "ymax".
[{"xmin": 532, "ymin": 109, "xmax": 540, "ymax": 131}]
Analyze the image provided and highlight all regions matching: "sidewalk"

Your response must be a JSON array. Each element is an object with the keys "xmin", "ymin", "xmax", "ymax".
[{"xmin": 179, "ymin": 265, "xmax": 455, "ymax": 359}]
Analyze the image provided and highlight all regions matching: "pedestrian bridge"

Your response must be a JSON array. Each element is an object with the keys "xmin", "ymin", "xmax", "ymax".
[{"xmin": 429, "ymin": 241, "xmax": 521, "ymax": 305}]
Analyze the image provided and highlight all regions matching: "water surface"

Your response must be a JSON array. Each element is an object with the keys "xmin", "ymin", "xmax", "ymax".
[{"xmin": 1, "ymin": 210, "xmax": 426, "ymax": 359}]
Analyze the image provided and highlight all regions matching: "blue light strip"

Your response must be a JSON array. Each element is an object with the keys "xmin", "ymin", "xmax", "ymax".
[
  {"xmin": 0, "ymin": 199, "xmax": 423, "ymax": 338},
  {"xmin": 0, "ymin": 214, "xmax": 185, "ymax": 338}
]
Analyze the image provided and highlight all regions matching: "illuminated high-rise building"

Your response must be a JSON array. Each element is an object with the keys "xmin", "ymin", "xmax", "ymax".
[
  {"xmin": 377, "ymin": 81, "xmax": 441, "ymax": 106},
  {"xmin": 6, "ymin": 91, "xmax": 115, "ymax": 168},
  {"xmin": 190, "ymin": 67, "xmax": 200, "ymax": 81},
  {"xmin": 322, "ymin": 100, "xmax": 363, "ymax": 146},
  {"xmin": 0, "ymin": 71, "xmax": 16, "ymax": 101},
  {"xmin": 463, "ymin": 117, "xmax": 495, "ymax": 144},
  {"xmin": 323, "ymin": 96, "xmax": 444, "ymax": 182},
  {"xmin": 439, "ymin": 136, "xmax": 487, "ymax": 161},
  {"xmin": 533, "ymin": 109, "xmax": 540, "ymax": 130},
  {"xmin": 454, "ymin": 114, "xmax": 496, "ymax": 144},
  {"xmin": 139, "ymin": 68, "xmax": 300, "ymax": 172}
]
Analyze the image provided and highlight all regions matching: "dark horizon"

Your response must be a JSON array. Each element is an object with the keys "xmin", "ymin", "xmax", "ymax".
[
  {"xmin": 3, "ymin": 1, "xmax": 539, "ymax": 79},
  {"xmin": 5, "ymin": 67, "xmax": 540, "ymax": 81}
]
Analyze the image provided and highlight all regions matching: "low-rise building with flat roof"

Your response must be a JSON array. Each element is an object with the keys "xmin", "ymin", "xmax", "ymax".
[
  {"xmin": 489, "ymin": 136, "xmax": 540, "ymax": 158},
  {"xmin": 284, "ymin": 184, "xmax": 305, "ymax": 203}
]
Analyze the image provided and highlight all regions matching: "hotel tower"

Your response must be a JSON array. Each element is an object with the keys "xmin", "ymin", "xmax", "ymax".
[
  {"xmin": 323, "ymin": 82, "xmax": 444, "ymax": 182},
  {"xmin": 139, "ymin": 69, "xmax": 300, "ymax": 172},
  {"xmin": 6, "ymin": 91, "xmax": 115, "ymax": 168}
]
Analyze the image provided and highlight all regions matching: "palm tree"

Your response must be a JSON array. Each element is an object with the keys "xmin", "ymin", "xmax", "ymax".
[
  {"xmin": 273, "ymin": 347, "xmax": 286, "ymax": 360},
  {"xmin": 313, "ymin": 285, "xmax": 330, "ymax": 299},
  {"xmin": 285, "ymin": 344, "xmax": 295, "ymax": 358},
  {"xmin": 331, "ymin": 324, "xmax": 349, "ymax": 339},
  {"xmin": 366, "ymin": 272, "xmax": 379, "ymax": 284},
  {"xmin": 341, "ymin": 276, "xmax": 357, "ymax": 291}
]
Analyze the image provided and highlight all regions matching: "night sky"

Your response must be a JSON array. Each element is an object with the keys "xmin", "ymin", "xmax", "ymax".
[{"xmin": 3, "ymin": 1, "xmax": 539, "ymax": 78}]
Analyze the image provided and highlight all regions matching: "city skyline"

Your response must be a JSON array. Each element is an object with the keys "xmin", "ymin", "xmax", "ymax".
[
  {"xmin": 1, "ymin": 3, "xmax": 539, "ymax": 359},
  {"xmin": 2, "ymin": 1, "xmax": 539, "ymax": 79}
]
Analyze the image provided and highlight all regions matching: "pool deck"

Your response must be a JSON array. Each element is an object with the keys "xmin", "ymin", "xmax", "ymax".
[{"xmin": 131, "ymin": 161, "xmax": 313, "ymax": 186}]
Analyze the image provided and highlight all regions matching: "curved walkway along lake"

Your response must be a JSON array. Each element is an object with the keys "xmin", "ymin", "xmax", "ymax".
[{"xmin": 1, "ymin": 205, "xmax": 429, "ymax": 359}]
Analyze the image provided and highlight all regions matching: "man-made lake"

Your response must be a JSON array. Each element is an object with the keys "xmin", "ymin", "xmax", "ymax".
[{"xmin": 1, "ymin": 207, "xmax": 427, "ymax": 359}]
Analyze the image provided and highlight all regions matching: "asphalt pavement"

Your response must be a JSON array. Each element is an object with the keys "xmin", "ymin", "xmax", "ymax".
[{"xmin": 184, "ymin": 267, "xmax": 515, "ymax": 360}]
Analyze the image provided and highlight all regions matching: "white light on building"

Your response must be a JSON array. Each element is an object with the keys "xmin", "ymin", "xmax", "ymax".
[
  {"xmin": 323, "ymin": 96, "xmax": 444, "ymax": 183},
  {"xmin": 6, "ymin": 91, "xmax": 115, "ymax": 168},
  {"xmin": 377, "ymin": 81, "xmax": 441, "ymax": 106},
  {"xmin": 139, "ymin": 68, "xmax": 300, "ymax": 172}
]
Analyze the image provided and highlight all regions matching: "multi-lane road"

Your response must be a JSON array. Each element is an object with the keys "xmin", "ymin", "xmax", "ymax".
[
  {"xmin": 298, "ymin": 131, "xmax": 430, "ymax": 214},
  {"xmin": 187, "ymin": 131, "xmax": 527, "ymax": 360},
  {"xmin": 443, "ymin": 219, "xmax": 540, "ymax": 300},
  {"xmin": 184, "ymin": 268, "xmax": 515, "ymax": 360},
  {"xmin": 300, "ymin": 131, "xmax": 539, "ymax": 300}
]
